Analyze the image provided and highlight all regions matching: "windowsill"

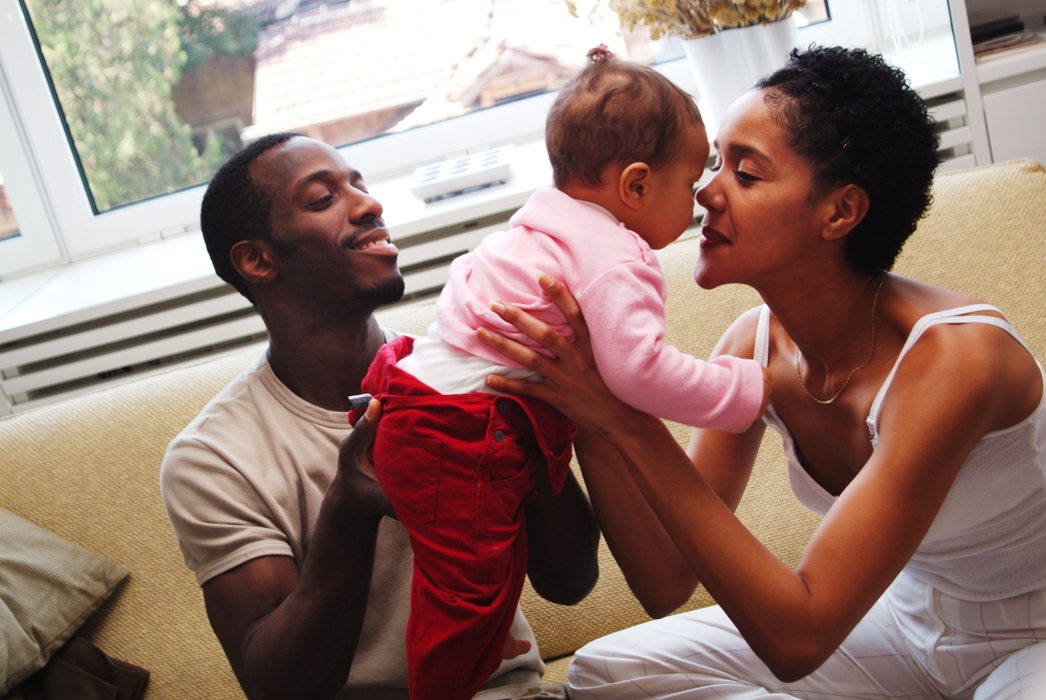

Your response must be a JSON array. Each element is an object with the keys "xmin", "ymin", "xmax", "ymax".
[{"xmin": 0, "ymin": 137, "xmax": 556, "ymax": 344}]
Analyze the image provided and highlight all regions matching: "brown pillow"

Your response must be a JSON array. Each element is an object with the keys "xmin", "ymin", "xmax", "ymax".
[{"xmin": 0, "ymin": 508, "xmax": 129, "ymax": 695}]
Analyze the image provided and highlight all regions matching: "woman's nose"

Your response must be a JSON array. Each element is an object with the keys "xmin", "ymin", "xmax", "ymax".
[{"xmin": 695, "ymin": 179, "xmax": 723, "ymax": 211}]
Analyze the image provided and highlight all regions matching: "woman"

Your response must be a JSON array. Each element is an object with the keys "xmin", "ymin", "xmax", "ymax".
[{"xmin": 475, "ymin": 47, "xmax": 1046, "ymax": 698}]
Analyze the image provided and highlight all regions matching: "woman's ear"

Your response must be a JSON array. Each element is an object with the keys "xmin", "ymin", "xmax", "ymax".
[
  {"xmin": 821, "ymin": 184, "xmax": 870, "ymax": 241},
  {"xmin": 230, "ymin": 239, "xmax": 281, "ymax": 289},
  {"xmin": 618, "ymin": 162, "xmax": 652, "ymax": 211}
]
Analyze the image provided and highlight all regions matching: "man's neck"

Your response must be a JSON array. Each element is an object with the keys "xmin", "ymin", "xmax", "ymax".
[{"xmin": 266, "ymin": 314, "xmax": 387, "ymax": 413}]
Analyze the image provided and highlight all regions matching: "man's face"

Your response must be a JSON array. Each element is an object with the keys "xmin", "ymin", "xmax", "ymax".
[{"xmin": 250, "ymin": 136, "xmax": 404, "ymax": 310}]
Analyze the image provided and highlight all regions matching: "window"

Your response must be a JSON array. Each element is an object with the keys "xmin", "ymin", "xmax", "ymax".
[
  {"xmin": 19, "ymin": 0, "xmax": 659, "ymax": 215},
  {"xmin": 0, "ymin": 0, "xmax": 689, "ymax": 271},
  {"xmin": 0, "ymin": 40, "xmax": 63, "ymax": 279},
  {"xmin": 1, "ymin": 0, "xmax": 965, "ymax": 281}
]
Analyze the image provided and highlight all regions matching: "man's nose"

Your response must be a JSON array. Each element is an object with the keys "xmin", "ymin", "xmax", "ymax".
[{"xmin": 351, "ymin": 189, "xmax": 384, "ymax": 222}]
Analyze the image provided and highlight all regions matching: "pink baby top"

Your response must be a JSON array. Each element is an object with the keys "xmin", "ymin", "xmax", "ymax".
[{"xmin": 435, "ymin": 187, "xmax": 764, "ymax": 431}]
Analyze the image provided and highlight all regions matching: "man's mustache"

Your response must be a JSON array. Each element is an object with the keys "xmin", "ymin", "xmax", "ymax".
[{"xmin": 341, "ymin": 218, "xmax": 387, "ymax": 248}]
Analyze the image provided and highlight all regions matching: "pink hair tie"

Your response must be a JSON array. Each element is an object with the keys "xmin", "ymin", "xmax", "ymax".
[{"xmin": 587, "ymin": 44, "xmax": 613, "ymax": 62}]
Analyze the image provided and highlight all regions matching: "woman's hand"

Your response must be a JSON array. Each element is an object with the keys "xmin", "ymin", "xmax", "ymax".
[{"xmin": 477, "ymin": 274, "xmax": 640, "ymax": 437}]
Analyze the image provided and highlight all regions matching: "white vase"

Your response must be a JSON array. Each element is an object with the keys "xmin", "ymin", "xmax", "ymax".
[{"xmin": 682, "ymin": 17, "xmax": 800, "ymax": 135}]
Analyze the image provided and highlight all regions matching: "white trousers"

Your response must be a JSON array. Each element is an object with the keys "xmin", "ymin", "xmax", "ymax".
[{"xmin": 568, "ymin": 572, "xmax": 1046, "ymax": 699}]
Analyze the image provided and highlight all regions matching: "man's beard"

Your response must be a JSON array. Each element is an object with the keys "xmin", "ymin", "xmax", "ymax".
[{"xmin": 358, "ymin": 269, "xmax": 405, "ymax": 306}]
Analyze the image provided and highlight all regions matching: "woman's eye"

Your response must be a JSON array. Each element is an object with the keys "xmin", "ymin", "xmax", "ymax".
[
  {"xmin": 735, "ymin": 170, "xmax": 759, "ymax": 183},
  {"xmin": 709, "ymin": 163, "xmax": 722, "ymax": 173}
]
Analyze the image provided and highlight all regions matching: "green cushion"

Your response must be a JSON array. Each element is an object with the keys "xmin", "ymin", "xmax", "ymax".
[{"xmin": 0, "ymin": 508, "xmax": 128, "ymax": 695}]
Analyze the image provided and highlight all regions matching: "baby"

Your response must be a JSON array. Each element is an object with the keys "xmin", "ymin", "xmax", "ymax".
[{"xmin": 351, "ymin": 47, "xmax": 770, "ymax": 700}]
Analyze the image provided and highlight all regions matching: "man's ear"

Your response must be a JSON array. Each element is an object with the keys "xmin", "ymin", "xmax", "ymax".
[
  {"xmin": 230, "ymin": 239, "xmax": 281, "ymax": 288},
  {"xmin": 821, "ymin": 183, "xmax": 870, "ymax": 241},
  {"xmin": 618, "ymin": 162, "xmax": 652, "ymax": 211}
]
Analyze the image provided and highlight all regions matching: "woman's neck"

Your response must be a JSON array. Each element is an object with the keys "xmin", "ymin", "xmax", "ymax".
[{"xmin": 759, "ymin": 269, "xmax": 884, "ymax": 378}]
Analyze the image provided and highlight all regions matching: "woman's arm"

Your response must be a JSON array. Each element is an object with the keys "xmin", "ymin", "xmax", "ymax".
[
  {"xmin": 482, "ymin": 278, "xmax": 767, "ymax": 617},
  {"xmin": 480, "ymin": 277, "xmax": 1039, "ymax": 682},
  {"xmin": 573, "ymin": 428, "xmax": 698, "ymax": 617}
]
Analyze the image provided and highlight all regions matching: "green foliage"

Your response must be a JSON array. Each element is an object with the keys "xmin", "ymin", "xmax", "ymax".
[
  {"xmin": 23, "ymin": 0, "xmax": 247, "ymax": 212},
  {"xmin": 177, "ymin": 1, "xmax": 259, "ymax": 74}
]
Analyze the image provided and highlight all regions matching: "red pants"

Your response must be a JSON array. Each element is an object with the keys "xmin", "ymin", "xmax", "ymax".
[{"xmin": 350, "ymin": 336, "xmax": 575, "ymax": 700}]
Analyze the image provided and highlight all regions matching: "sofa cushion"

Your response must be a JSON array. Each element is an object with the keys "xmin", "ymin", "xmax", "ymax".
[{"xmin": 0, "ymin": 508, "xmax": 129, "ymax": 695}]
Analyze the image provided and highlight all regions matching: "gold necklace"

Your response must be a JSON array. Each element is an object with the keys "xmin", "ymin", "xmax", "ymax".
[{"xmin": 794, "ymin": 276, "xmax": 884, "ymax": 405}]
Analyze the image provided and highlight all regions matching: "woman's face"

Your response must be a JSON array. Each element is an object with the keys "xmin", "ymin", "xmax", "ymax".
[{"xmin": 694, "ymin": 89, "xmax": 833, "ymax": 291}]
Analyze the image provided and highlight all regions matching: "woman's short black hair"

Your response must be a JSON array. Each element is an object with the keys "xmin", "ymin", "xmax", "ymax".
[
  {"xmin": 757, "ymin": 46, "xmax": 940, "ymax": 274},
  {"xmin": 199, "ymin": 132, "xmax": 300, "ymax": 303}
]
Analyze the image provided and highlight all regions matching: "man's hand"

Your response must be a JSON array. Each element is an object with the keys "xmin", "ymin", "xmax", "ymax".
[
  {"xmin": 203, "ymin": 398, "xmax": 396, "ymax": 700},
  {"xmin": 337, "ymin": 399, "xmax": 396, "ymax": 520}
]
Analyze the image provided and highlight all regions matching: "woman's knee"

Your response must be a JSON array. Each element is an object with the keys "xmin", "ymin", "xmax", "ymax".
[
  {"xmin": 974, "ymin": 642, "xmax": 1046, "ymax": 700},
  {"xmin": 568, "ymin": 607, "xmax": 753, "ymax": 688}
]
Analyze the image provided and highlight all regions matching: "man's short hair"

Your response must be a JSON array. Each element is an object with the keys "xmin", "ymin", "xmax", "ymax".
[
  {"xmin": 200, "ymin": 133, "xmax": 301, "ymax": 302},
  {"xmin": 546, "ymin": 47, "xmax": 704, "ymax": 190}
]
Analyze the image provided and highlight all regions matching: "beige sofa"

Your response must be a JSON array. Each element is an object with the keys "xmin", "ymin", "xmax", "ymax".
[{"xmin": 0, "ymin": 159, "xmax": 1043, "ymax": 698}]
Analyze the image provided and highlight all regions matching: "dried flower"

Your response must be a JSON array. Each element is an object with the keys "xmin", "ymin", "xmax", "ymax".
[{"xmin": 605, "ymin": 0, "xmax": 806, "ymax": 40}]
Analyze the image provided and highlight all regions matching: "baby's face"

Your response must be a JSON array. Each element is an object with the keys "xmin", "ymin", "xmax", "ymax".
[{"xmin": 636, "ymin": 124, "xmax": 710, "ymax": 250}]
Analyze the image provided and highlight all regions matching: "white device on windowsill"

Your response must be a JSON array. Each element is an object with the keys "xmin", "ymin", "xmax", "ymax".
[{"xmin": 409, "ymin": 145, "xmax": 513, "ymax": 203}]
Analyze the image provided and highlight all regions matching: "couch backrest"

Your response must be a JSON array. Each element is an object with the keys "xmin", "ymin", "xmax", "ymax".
[{"xmin": 0, "ymin": 158, "xmax": 1042, "ymax": 697}]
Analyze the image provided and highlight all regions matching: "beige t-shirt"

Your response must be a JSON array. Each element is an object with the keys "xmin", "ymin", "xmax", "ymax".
[{"xmin": 160, "ymin": 344, "xmax": 543, "ymax": 697}]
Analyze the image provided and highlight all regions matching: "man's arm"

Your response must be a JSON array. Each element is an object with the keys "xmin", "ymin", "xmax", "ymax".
[
  {"xmin": 524, "ymin": 456, "xmax": 600, "ymax": 606},
  {"xmin": 201, "ymin": 402, "xmax": 393, "ymax": 700}
]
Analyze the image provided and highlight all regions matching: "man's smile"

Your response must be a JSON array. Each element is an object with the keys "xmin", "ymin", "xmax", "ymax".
[{"xmin": 347, "ymin": 227, "xmax": 398, "ymax": 255}]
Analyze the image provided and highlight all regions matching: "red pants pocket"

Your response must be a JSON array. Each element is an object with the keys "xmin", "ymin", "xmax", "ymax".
[
  {"xmin": 374, "ymin": 427, "xmax": 441, "ymax": 525},
  {"xmin": 475, "ymin": 466, "xmax": 533, "ymax": 584}
]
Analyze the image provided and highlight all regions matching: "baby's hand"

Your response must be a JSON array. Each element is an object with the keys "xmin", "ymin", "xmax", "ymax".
[{"xmin": 758, "ymin": 367, "xmax": 773, "ymax": 418}]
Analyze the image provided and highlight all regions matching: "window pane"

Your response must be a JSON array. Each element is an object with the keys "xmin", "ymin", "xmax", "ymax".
[
  {"xmin": 22, "ymin": 0, "xmax": 682, "ymax": 214},
  {"xmin": 0, "ymin": 171, "xmax": 20, "ymax": 244},
  {"xmin": 797, "ymin": 1, "xmax": 831, "ymax": 26},
  {"xmin": 22, "ymin": 0, "xmax": 246, "ymax": 213}
]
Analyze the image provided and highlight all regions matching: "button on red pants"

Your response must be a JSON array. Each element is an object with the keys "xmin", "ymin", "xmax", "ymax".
[{"xmin": 350, "ymin": 336, "xmax": 575, "ymax": 700}]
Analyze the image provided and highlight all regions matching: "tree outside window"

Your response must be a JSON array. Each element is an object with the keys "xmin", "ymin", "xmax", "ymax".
[{"xmin": 23, "ymin": 0, "xmax": 255, "ymax": 212}]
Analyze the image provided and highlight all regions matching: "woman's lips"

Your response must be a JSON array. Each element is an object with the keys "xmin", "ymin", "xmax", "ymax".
[{"xmin": 699, "ymin": 226, "xmax": 729, "ymax": 249}]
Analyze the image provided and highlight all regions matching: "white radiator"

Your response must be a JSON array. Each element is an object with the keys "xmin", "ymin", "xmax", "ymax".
[
  {"xmin": 0, "ymin": 210, "xmax": 513, "ymax": 415},
  {"xmin": 929, "ymin": 93, "xmax": 980, "ymax": 173}
]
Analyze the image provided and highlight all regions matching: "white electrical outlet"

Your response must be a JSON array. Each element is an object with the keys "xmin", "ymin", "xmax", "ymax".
[{"xmin": 409, "ymin": 145, "xmax": 513, "ymax": 203}]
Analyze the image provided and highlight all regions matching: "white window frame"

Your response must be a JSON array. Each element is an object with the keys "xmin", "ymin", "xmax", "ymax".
[
  {"xmin": 0, "ymin": 0, "xmax": 566, "ymax": 274},
  {"xmin": 0, "ymin": 0, "xmax": 965, "ymax": 280},
  {"xmin": 0, "ymin": 56, "xmax": 63, "ymax": 277},
  {"xmin": 0, "ymin": 0, "xmax": 207, "ymax": 263}
]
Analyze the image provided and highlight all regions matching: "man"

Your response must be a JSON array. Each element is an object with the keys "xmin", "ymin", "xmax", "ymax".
[{"xmin": 160, "ymin": 134, "xmax": 600, "ymax": 700}]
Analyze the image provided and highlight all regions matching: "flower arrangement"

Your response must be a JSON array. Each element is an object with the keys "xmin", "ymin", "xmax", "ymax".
[{"xmin": 573, "ymin": 0, "xmax": 807, "ymax": 40}]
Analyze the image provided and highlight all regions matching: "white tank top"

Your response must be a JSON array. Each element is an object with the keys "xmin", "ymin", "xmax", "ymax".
[{"xmin": 755, "ymin": 304, "xmax": 1046, "ymax": 601}]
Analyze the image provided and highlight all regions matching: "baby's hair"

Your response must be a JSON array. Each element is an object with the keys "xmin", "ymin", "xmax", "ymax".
[{"xmin": 546, "ymin": 46, "xmax": 703, "ymax": 190}]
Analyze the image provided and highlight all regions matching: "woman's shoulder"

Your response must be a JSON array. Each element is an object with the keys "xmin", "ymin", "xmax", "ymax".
[
  {"xmin": 712, "ymin": 305, "xmax": 765, "ymax": 360},
  {"xmin": 885, "ymin": 275, "xmax": 997, "ymax": 328},
  {"xmin": 881, "ymin": 276, "xmax": 1042, "ymax": 432}
]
